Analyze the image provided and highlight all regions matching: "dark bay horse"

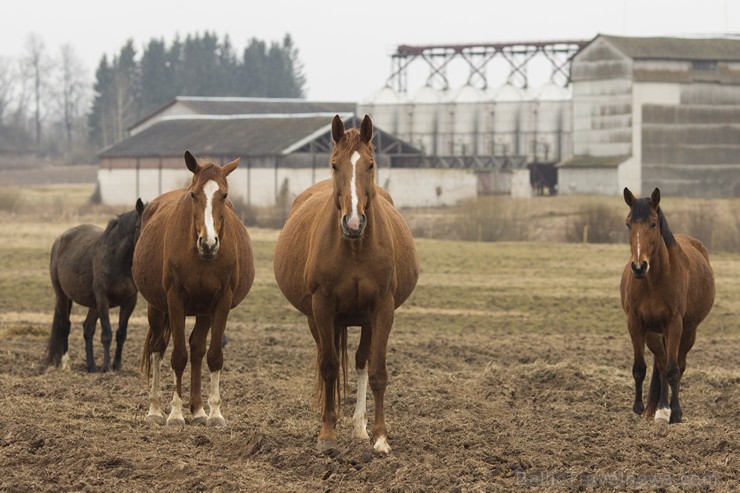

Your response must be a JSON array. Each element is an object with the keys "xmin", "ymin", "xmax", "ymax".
[
  {"xmin": 45, "ymin": 199, "xmax": 145, "ymax": 372},
  {"xmin": 273, "ymin": 115, "xmax": 419, "ymax": 453},
  {"xmin": 620, "ymin": 188, "xmax": 715, "ymax": 423},
  {"xmin": 133, "ymin": 151, "xmax": 254, "ymax": 427}
]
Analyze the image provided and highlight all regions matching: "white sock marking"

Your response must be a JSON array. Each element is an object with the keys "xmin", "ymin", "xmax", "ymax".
[
  {"xmin": 61, "ymin": 352, "xmax": 70, "ymax": 371},
  {"xmin": 208, "ymin": 370, "xmax": 224, "ymax": 423},
  {"xmin": 147, "ymin": 353, "xmax": 163, "ymax": 420},
  {"xmin": 374, "ymin": 436, "xmax": 391, "ymax": 454},
  {"xmin": 202, "ymin": 180, "xmax": 219, "ymax": 247},
  {"xmin": 167, "ymin": 369, "xmax": 185, "ymax": 424},
  {"xmin": 655, "ymin": 407, "xmax": 671, "ymax": 422},
  {"xmin": 348, "ymin": 151, "xmax": 361, "ymax": 229},
  {"xmin": 353, "ymin": 367, "xmax": 369, "ymax": 439}
]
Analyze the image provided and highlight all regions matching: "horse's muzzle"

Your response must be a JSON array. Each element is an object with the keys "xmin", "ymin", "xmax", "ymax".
[
  {"xmin": 341, "ymin": 214, "xmax": 366, "ymax": 239},
  {"xmin": 631, "ymin": 260, "xmax": 648, "ymax": 278},
  {"xmin": 197, "ymin": 236, "xmax": 219, "ymax": 259}
]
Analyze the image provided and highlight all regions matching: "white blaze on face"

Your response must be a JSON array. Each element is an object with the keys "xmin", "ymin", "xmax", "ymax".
[
  {"xmin": 202, "ymin": 180, "xmax": 219, "ymax": 247},
  {"xmin": 636, "ymin": 232, "xmax": 641, "ymax": 259},
  {"xmin": 347, "ymin": 151, "xmax": 361, "ymax": 230}
]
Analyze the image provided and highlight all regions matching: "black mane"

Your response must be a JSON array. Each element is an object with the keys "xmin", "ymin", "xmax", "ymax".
[{"xmin": 631, "ymin": 198, "xmax": 676, "ymax": 247}]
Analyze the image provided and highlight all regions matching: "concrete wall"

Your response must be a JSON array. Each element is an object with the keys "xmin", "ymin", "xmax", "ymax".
[
  {"xmin": 558, "ymin": 167, "xmax": 618, "ymax": 195},
  {"xmin": 98, "ymin": 166, "xmax": 478, "ymax": 208}
]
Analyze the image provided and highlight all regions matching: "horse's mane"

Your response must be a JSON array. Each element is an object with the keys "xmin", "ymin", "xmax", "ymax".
[
  {"xmin": 631, "ymin": 198, "xmax": 677, "ymax": 247},
  {"xmin": 332, "ymin": 129, "xmax": 375, "ymax": 162},
  {"xmin": 103, "ymin": 209, "xmax": 138, "ymax": 238}
]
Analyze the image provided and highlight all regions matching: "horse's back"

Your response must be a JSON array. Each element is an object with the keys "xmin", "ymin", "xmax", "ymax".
[
  {"xmin": 676, "ymin": 234, "xmax": 715, "ymax": 324},
  {"xmin": 51, "ymin": 224, "xmax": 102, "ymax": 307},
  {"xmin": 133, "ymin": 189, "xmax": 184, "ymax": 311}
]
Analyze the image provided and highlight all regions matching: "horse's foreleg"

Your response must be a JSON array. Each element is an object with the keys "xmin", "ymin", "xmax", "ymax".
[
  {"xmin": 189, "ymin": 315, "xmax": 211, "ymax": 425},
  {"xmin": 352, "ymin": 324, "xmax": 372, "ymax": 440},
  {"xmin": 205, "ymin": 294, "xmax": 232, "ymax": 428},
  {"xmin": 82, "ymin": 308, "xmax": 99, "ymax": 372},
  {"xmin": 113, "ymin": 294, "xmax": 137, "ymax": 371},
  {"xmin": 95, "ymin": 295, "xmax": 113, "ymax": 372},
  {"xmin": 369, "ymin": 296, "xmax": 395, "ymax": 454},
  {"xmin": 166, "ymin": 291, "xmax": 187, "ymax": 427},
  {"xmin": 627, "ymin": 318, "xmax": 646, "ymax": 415},
  {"xmin": 312, "ymin": 296, "xmax": 339, "ymax": 450}
]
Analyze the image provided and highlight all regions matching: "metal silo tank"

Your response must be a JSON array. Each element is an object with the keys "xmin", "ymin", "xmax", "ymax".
[
  {"xmin": 490, "ymin": 84, "xmax": 525, "ymax": 157},
  {"xmin": 533, "ymin": 83, "xmax": 571, "ymax": 163},
  {"xmin": 358, "ymin": 86, "xmax": 401, "ymax": 135},
  {"xmin": 410, "ymin": 85, "xmax": 441, "ymax": 155},
  {"xmin": 451, "ymin": 85, "xmax": 483, "ymax": 156}
]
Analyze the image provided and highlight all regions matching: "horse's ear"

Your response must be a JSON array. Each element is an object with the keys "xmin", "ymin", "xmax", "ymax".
[
  {"xmin": 331, "ymin": 115, "xmax": 345, "ymax": 143},
  {"xmin": 222, "ymin": 157, "xmax": 240, "ymax": 176},
  {"xmin": 650, "ymin": 188, "xmax": 661, "ymax": 208},
  {"xmin": 623, "ymin": 187, "xmax": 636, "ymax": 207},
  {"xmin": 360, "ymin": 115, "xmax": 373, "ymax": 144},
  {"xmin": 136, "ymin": 198, "xmax": 145, "ymax": 214},
  {"xmin": 184, "ymin": 151, "xmax": 200, "ymax": 174}
]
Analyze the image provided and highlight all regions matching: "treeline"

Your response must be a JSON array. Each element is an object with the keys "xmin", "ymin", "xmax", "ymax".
[
  {"xmin": 89, "ymin": 32, "xmax": 306, "ymax": 148},
  {"xmin": 0, "ymin": 32, "xmax": 306, "ymax": 163}
]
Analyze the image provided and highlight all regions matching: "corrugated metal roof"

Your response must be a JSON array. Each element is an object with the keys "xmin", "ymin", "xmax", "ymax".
[
  {"xmin": 176, "ymin": 96, "xmax": 357, "ymax": 115},
  {"xmin": 100, "ymin": 114, "xmax": 347, "ymax": 158},
  {"xmin": 600, "ymin": 34, "xmax": 740, "ymax": 61}
]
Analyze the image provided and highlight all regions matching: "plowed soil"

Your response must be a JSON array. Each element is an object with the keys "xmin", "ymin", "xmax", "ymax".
[{"xmin": 1, "ymin": 321, "xmax": 737, "ymax": 492}]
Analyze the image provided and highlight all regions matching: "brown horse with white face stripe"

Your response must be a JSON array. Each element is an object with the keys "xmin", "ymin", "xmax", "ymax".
[
  {"xmin": 133, "ymin": 151, "xmax": 254, "ymax": 427},
  {"xmin": 620, "ymin": 188, "xmax": 714, "ymax": 423},
  {"xmin": 273, "ymin": 115, "xmax": 419, "ymax": 453}
]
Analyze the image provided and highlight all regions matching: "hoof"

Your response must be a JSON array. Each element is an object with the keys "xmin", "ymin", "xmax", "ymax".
[
  {"xmin": 112, "ymin": 361, "xmax": 121, "ymax": 372},
  {"xmin": 167, "ymin": 417, "xmax": 186, "ymax": 427},
  {"xmin": 373, "ymin": 436, "xmax": 391, "ymax": 455},
  {"xmin": 632, "ymin": 402, "xmax": 644, "ymax": 415},
  {"xmin": 670, "ymin": 412, "xmax": 683, "ymax": 424},
  {"xmin": 317, "ymin": 439, "xmax": 337, "ymax": 453},
  {"xmin": 353, "ymin": 428, "xmax": 370, "ymax": 440},
  {"xmin": 191, "ymin": 415, "xmax": 207, "ymax": 426},
  {"xmin": 86, "ymin": 365, "xmax": 97, "ymax": 373},
  {"xmin": 146, "ymin": 414, "xmax": 165, "ymax": 426},
  {"xmin": 206, "ymin": 416, "xmax": 227, "ymax": 428},
  {"xmin": 654, "ymin": 407, "xmax": 671, "ymax": 423}
]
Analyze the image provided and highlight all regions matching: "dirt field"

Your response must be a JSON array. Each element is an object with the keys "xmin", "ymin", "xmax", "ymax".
[{"xmin": 1, "ymin": 196, "xmax": 738, "ymax": 492}]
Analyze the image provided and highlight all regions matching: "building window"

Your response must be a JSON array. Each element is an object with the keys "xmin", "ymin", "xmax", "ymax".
[{"xmin": 692, "ymin": 60, "xmax": 718, "ymax": 71}]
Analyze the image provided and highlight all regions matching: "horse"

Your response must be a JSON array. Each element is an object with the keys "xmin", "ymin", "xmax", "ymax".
[
  {"xmin": 273, "ymin": 115, "xmax": 419, "ymax": 453},
  {"xmin": 44, "ymin": 199, "xmax": 145, "ymax": 373},
  {"xmin": 620, "ymin": 188, "xmax": 715, "ymax": 423},
  {"xmin": 133, "ymin": 151, "xmax": 254, "ymax": 427}
]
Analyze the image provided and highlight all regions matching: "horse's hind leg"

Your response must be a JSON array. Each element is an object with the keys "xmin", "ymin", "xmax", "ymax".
[
  {"xmin": 352, "ymin": 324, "xmax": 372, "ymax": 440},
  {"xmin": 189, "ymin": 315, "xmax": 211, "ymax": 425},
  {"xmin": 663, "ymin": 318, "xmax": 684, "ymax": 424},
  {"xmin": 627, "ymin": 318, "xmax": 647, "ymax": 415},
  {"xmin": 82, "ymin": 308, "xmax": 99, "ymax": 372},
  {"xmin": 368, "ymin": 295, "xmax": 395, "ymax": 454},
  {"xmin": 670, "ymin": 327, "xmax": 697, "ymax": 423},
  {"xmin": 112, "ymin": 293, "xmax": 137, "ymax": 371},
  {"xmin": 144, "ymin": 305, "xmax": 167, "ymax": 426},
  {"xmin": 95, "ymin": 295, "xmax": 114, "ymax": 372},
  {"xmin": 646, "ymin": 333, "xmax": 671, "ymax": 422},
  {"xmin": 45, "ymin": 287, "xmax": 72, "ymax": 370}
]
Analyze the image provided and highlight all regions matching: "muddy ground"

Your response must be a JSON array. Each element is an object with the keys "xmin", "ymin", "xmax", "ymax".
[{"xmin": 1, "ymin": 320, "xmax": 737, "ymax": 492}]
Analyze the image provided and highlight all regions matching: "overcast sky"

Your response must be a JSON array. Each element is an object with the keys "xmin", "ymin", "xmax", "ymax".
[{"xmin": 1, "ymin": 0, "xmax": 738, "ymax": 102}]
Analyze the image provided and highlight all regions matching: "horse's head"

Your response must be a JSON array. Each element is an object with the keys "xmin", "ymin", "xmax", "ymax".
[
  {"xmin": 623, "ymin": 187, "xmax": 675, "ymax": 279},
  {"xmin": 330, "ymin": 115, "xmax": 376, "ymax": 239},
  {"xmin": 184, "ymin": 151, "xmax": 239, "ymax": 260}
]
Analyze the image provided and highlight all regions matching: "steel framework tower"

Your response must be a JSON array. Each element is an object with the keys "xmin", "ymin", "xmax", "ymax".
[{"xmin": 386, "ymin": 40, "xmax": 588, "ymax": 92}]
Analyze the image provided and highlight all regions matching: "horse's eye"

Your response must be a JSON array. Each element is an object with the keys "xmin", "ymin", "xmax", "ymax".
[
  {"xmin": 190, "ymin": 192, "xmax": 197, "ymax": 200},
  {"xmin": 221, "ymin": 193, "xmax": 228, "ymax": 201},
  {"xmin": 651, "ymin": 223, "xmax": 657, "ymax": 229},
  {"xmin": 368, "ymin": 163, "xmax": 374, "ymax": 171},
  {"xmin": 331, "ymin": 163, "xmax": 338, "ymax": 171},
  {"xmin": 626, "ymin": 222, "xmax": 630, "ymax": 229}
]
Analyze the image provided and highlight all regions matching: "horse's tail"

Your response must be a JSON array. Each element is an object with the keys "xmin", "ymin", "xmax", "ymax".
[
  {"xmin": 140, "ymin": 313, "xmax": 171, "ymax": 382},
  {"xmin": 44, "ymin": 299, "xmax": 71, "ymax": 368},
  {"xmin": 314, "ymin": 326, "xmax": 349, "ymax": 414},
  {"xmin": 643, "ymin": 359, "xmax": 661, "ymax": 419}
]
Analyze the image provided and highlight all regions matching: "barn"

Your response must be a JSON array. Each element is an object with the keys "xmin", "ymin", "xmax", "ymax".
[
  {"xmin": 558, "ymin": 34, "xmax": 740, "ymax": 197},
  {"xmin": 98, "ymin": 97, "xmax": 478, "ymax": 208}
]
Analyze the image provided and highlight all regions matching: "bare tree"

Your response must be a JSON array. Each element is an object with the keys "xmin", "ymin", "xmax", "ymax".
[
  {"xmin": 21, "ymin": 33, "xmax": 52, "ymax": 148},
  {"xmin": 0, "ymin": 57, "xmax": 15, "ymax": 124},
  {"xmin": 54, "ymin": 44, "xmax": 88, "ymax": 151}
]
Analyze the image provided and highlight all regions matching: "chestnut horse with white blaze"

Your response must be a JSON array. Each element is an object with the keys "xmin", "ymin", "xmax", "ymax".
[
  {"xmin": 620, "ymin": 188, "xmax": 714, "ymax": 423},
  {"xmin": 133, "ymin": 151, "xmax": 254, "ymax": 427},
  {"xmin": 273, "ymin": 115, "xmax": 419, "ymax": 453}
]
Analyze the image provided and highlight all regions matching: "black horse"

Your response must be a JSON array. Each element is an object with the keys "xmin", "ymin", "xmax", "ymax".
[{"xmin": 45, "ymin": 199, "xmax": 145, "ymax": 372}]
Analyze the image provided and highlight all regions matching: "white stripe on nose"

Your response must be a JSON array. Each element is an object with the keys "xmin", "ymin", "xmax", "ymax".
[
  {"xmin": 203, "ymin": 180, "xmax": 219, "ymax": 247},
  {"xmin": 348, "ymin": 151, "xmax": 361, "ymax": 230},
  {"xmin": 636, "ymin": 232, "xmax": 641, "ymax": 259}
]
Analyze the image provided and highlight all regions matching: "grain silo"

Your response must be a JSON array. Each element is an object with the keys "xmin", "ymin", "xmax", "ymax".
[
  {"xmin": 409, "ymin": 85, "xmax": 442, "ymax": 155},
  {"xmin": 451, "ymin": 85, "xmax": 483, "ymax": 156},
  {"xmin": 531, "ymin": 83, "xmax": 571, "ymax": 164},
  {"xmin": 481, "ymin": 84, "xmax": 525, "ymax": 157},
  {"xmin": 358, "ymin": 86, "xmax": 402, "ymax": 135}
]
